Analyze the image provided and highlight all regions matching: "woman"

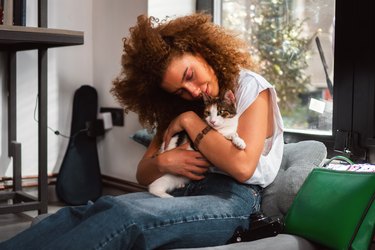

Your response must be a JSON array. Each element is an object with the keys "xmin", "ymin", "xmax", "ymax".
[{"xmin": 0, "ymin": 13, "xmax": 283, "ymax": 249}]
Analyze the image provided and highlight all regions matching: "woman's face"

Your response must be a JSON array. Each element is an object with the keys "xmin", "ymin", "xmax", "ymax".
[{"xmin": 161, "ymin": 53, "xmax": 219, "ymax": 101}]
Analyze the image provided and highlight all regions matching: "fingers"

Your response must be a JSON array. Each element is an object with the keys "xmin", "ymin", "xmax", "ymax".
[
  {"xmin": 186, "ymin": 173, "xmax": 206, "ymax": 181},
  {"xmin": 183, "ymin": 166, "xmax": 208, "ymax": 180},
  {"xmin": 182, "ymin": 147, "xmax": 211, "ymax": 169},
  {"xmin": 191, "ymin": 166, "xmax": 209, "ymax": 175},
  {"xmin": 191, "ymin": 158, "xmax": 210, "ymax": 168},
  {"xmin": 188, "ymin": 151, "xmax": 210, "ymax": 166},
  {"xmin": 160, "ymin": 142, "xmax": 210, "ymax": 180},
  {"xmin": 183, "ymin": 164, "xmax": 210, "ymax": 181}
]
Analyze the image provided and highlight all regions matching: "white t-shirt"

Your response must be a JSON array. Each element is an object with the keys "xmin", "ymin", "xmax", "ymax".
[{"xmin": 236, "ymin": 69, "xmax": 284, "ymax": 187}]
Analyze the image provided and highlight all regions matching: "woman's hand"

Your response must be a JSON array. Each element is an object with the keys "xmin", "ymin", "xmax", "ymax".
[
  {"xmin": 136, "ymin": 111, "xmax": 209, "ymax": 186},
  {"xmin": 158, "ymin": 143, "xmax": 210, "ymax": 180},
  {"xmin": 163, "ymin": 111, "xmax": 198, "ymax": 149}
]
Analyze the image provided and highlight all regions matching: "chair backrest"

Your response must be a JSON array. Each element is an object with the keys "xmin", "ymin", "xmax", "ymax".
[{"xmin": 261, "ymin": 140, "xmax": 327, "ymax": 217}]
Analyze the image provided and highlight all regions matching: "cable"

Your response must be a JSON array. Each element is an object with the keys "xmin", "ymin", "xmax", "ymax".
[{"xmin": 33, "ymin": 95, "xmax": 88, "ymax": 139}]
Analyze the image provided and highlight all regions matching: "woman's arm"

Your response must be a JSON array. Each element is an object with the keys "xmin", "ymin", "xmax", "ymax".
[
  {"xmin": 164, "ymin": 89, "xmax": 273, "ymax": 183},
  {"xmin": 136, "ymin": 138, "xmax": 164, "ymax": 186}
]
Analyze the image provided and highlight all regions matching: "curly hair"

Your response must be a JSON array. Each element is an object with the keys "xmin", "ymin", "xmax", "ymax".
[{"xmin": 111, "ymin": 13, "xmax": 254, "ymax": 143}]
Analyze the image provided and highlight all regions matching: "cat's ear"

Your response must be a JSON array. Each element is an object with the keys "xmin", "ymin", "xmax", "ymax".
[
  {"xmin": 202, "ymin": 92, "xmax": 211, "ymax": 105},
  {"xmin": 223, "ymin": 90, "xmax": 236, "ymax": 104}
]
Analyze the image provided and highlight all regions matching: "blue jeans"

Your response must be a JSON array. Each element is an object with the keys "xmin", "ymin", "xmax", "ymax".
[{"xmin": 0, "ymin": 173, "xmax": 261, "ymax": 250}]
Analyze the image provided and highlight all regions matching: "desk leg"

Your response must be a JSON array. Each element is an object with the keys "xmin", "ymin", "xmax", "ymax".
[
  {"xmin": 12, "ymin": 142, "xmax": 22, "ymax": 192},
  {"xmin": 38, "ymin": 48, "xmax": 48, "ymax": 214},
  {"xmin": 8, "ymin": 52, "xmax": 17, "ymax": 157}
]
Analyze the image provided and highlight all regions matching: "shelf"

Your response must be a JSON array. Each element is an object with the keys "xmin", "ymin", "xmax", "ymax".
[{"xmin": 0, "ymin": 25, "xmax": 84, "ymax": 51}]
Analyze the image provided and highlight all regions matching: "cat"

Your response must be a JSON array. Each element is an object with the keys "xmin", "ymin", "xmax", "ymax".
[{"xmin": 148, "ymin": 89, "xmax": 246, "ymax": 198}]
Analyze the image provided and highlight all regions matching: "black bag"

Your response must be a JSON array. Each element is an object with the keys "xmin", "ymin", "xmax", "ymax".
[
  {"xmin": 227, "ymin": 212, "xmax": 283, "ymax": 243},
  {"xmin": 56, "ymin": 85, "xmax": 102, "ymax": 205}
]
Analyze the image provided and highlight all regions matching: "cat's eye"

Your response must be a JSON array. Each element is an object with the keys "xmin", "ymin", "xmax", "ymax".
[
  {"xmin": 204, "ymin": 111, "xmax": 210, "ymax": 116},
  {"xmin": 218, "ymin": 110, "xmax": 230, "ymax": 117}
]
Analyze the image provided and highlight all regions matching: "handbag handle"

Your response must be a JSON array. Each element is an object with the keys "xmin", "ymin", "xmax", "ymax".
[{"xmin": 321, "ymin": 155, "xmax": 354, "ymax": 167}]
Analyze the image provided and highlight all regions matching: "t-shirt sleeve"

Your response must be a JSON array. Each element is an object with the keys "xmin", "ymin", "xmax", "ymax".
[{"xmin": 235, "ymin": 71, "xmax": 274, "ymax": 116}]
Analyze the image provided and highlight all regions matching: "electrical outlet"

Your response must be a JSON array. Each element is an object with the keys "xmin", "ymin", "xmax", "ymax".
[
  {"xmin": 86, "ymin": 120, "xmax": 105, "ymax": 137},
  {"xmin": 100, "ymin": 107, "xmax": 124, "ymax": 126}
]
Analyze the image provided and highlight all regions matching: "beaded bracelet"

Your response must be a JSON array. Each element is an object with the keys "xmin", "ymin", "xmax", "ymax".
[{"xmin": 193, "ymin": 125, "xmax": 212, "ymax": 150}]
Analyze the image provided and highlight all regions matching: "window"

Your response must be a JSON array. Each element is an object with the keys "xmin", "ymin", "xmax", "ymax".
[
  {"xmin": 198, "ymin": 0, "xmax": 375, "ymax": 161},
  {"xmin": 220, "ymin": 0, "xmax": 335, "ymax": 136}
]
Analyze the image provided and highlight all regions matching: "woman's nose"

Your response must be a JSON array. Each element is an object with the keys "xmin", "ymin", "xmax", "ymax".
[{"xmin": 183, "ymin": 82, "xmax": 201, "ymax": 98}]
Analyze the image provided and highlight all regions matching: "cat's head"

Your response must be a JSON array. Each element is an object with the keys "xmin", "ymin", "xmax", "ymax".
[{"xmin": 202, "ymin": 90, "xmax": 237, "ymax": 129}]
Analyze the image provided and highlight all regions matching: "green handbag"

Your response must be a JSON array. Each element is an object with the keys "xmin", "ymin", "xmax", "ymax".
[{"xmin": 284, "ymin": 167, "xmax": 375, "ymax": 250}]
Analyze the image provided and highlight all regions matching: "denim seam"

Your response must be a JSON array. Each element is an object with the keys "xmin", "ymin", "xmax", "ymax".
[
  {"xmin": 94, "ymin": 222, "xmax": 137, "ymax": 250},
  {"xmin": 247, "ymin": 186, "xmax": 262, "ymax": 211},
  {"xmin": 93, "ymin": 216, "xmax": 249, "ymax": 249},
  {"xmin": 142, "ymin": 214, "xmax": 251, "ymax": 231}
]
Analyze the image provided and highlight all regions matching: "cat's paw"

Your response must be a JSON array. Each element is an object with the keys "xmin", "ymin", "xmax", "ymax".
[
  {"xmin": 158, "ymin": 193, "xmax": 174, "ymax": 198},
  {"xmin": 149, "ymin": 190, "xmax": 174, "ymax": 198},
  {"xmin": 232, "ymin": 137, "xmax": 246, "ymax": 150}
]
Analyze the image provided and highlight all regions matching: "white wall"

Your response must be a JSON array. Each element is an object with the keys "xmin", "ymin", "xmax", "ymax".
[
  {"xmin": 148, "ymin": 0, "xmax": 195, "ymax": 19},
  {"xmin": 0, "ymin": 0, "xmax": 195, "ymax": 183},
  {"xmin": 92, "ymin": 0, "xmax": 148, "ymax": 182},
  {"xmin": 92, "ymin": 0, "xmax": 195, "ymax": 182}
]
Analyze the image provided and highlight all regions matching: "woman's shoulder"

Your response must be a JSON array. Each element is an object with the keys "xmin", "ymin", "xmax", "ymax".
[
  {"xmin": 235, "ymin": 68, "xmax": 279, "ymax": 116},
  {"xmin": 235, "ymin": 69, "xmax": 274, "ymax": 105},
  {"xmin": 238, "ymin": 69, "xmax": 273, "ymax": 89}
]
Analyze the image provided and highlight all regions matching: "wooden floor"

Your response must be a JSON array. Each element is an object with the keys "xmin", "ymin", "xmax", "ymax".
[
  {"xmin": 0, "ymin": 202, "xmax": 64, "ymax": 242},
  {"xmin": 0, "ymin": 185, "xmax": 127, "ymax": 243}
]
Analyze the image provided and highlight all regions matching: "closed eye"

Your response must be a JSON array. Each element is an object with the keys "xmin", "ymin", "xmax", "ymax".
[
  {"xmin": 185, "ymin": 68, "xmax": 194, "ymax": 81},
  {"xmin": 172, "ymin": 68, "xmax": 194, "ymax": 97}
]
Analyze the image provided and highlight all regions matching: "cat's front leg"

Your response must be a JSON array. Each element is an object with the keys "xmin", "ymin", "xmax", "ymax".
[
  {"xmin": 229, "ymin": 133, "xmax": 246, "ymax": 150},
  {"xmin": 148, "ymin": 174, "xmax": 189, "ymax": 198}
]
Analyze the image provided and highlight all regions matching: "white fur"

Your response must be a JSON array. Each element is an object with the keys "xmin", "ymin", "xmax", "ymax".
[
  {"xmin": 148, "ymin": 174, "xmax": 189, "ymax": 198},
  {"xmin": 205, "ymin": 105, "xmax": 246, "ymax": 150},
  {"xmin": 206, "ymin": 105, "xmax": 238, "ymax": 135}
]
